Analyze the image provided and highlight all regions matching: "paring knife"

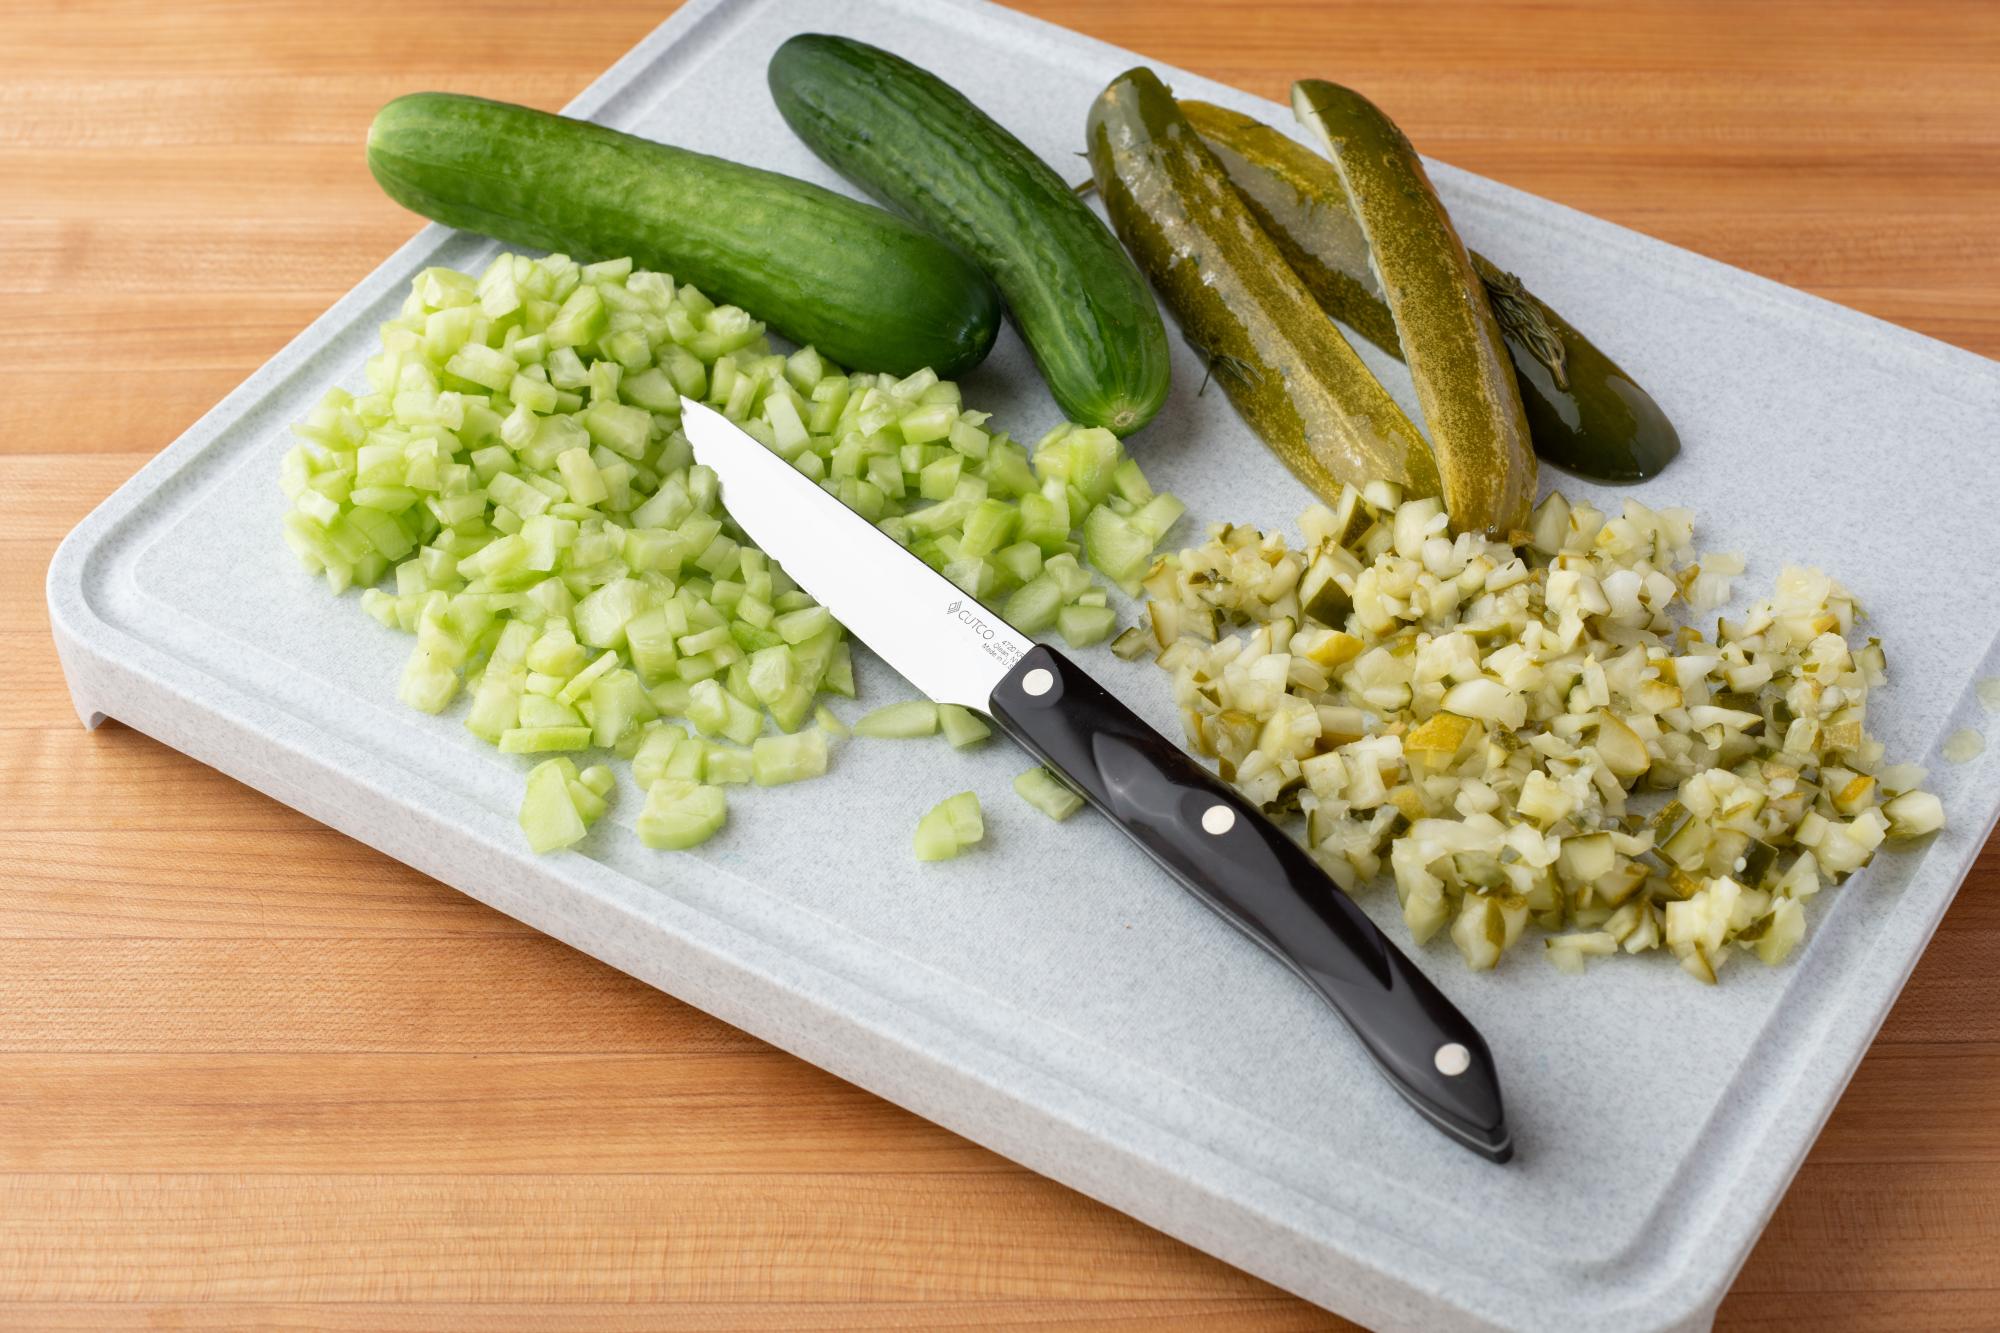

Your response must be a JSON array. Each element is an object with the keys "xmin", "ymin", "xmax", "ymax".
[{"xmin": 681, "ymin": 397, "xmax": 1512, "ymax": 1162}]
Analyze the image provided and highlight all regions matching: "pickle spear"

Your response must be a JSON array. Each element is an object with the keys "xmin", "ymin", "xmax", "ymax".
[
  {"xmin": 1179, "ymin": 102, "xmax": 1394, "ymax": 353},
  {"xmin": 1182, "ymin": 100, "xmax": 1680, "ymax": 483},
  {"xmin": 1085, "ymin": 68, "xmax": 1440, "ymax": 504},
  {"xmin": 1292, "ymin": 80, "xmax": 1537, "ymax": 533}
]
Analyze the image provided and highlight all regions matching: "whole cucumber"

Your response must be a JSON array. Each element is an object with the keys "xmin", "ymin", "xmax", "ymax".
[
  {"xmin": 1182, "ymin": 100, "xmax": 1680, "ymax": 483},
  {"xmin": 1293, "ymin": 80, "xmax": 1538, "ymax": 535},
  {"xmin": 1086, "ymin": 68, "xmax": 1440, "ymax": 502},
  {"xmin": 366, "ymin": 93, "xmax": 1001, "ymax": 379},
  {"xmin": 768, "ymin": 35, "xmax": 1170, "ymax": 436}
]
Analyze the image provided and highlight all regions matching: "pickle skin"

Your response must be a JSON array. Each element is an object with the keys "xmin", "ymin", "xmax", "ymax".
[
  {"xmin": 1483, "ymin": 260, "xmax": 1681, "ymax": 483},
  {"xmin": 1183, "ymin": 99, "xmax": 1678, "ymax": 485},
  {"xmin": 1085, "ymin": 68, "xmax": 1440, "ymax": 505},
  {"xmin": 1182, "ymin": 103, "xmax": 1394, "ymax": 349},
  {"xmin": 1291, "ymin": 80, "xmax": 1538, "ymax": 535}
]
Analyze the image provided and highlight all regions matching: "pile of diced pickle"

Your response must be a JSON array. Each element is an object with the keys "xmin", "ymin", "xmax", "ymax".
[{"xmin": 1133, "ymin": 482, "xmax": 1945, "ymax": 982}]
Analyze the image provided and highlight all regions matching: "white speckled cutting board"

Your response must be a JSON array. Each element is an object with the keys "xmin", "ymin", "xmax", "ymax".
[{"xmin": 46, "ymin": 0, "xmax": 2000, "ymax": 1328}]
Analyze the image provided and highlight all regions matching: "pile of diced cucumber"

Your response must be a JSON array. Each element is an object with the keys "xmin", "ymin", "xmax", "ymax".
[{"xmin": 279, "ymin": 252, "xmax": 1179, "ymax": 854}]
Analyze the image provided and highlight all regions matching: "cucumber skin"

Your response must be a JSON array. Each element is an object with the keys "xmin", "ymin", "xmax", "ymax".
[
  {"xmin": 366, "ymin": 93, "xmax": 1001, "ymax": 379},
  {"xmin": 768, "ymin": 35, "xmax": 1170, "ymax": 437}
]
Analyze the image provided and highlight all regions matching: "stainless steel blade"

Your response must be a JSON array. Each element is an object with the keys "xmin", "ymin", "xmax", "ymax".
[{"xmin": 680, "ymin": 398, "xmax": 1034, "ymax": 712}]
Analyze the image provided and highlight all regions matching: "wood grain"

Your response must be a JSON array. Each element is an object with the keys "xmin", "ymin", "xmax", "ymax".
[{"xmin": 4, "ymin": 1, "xmax": 1997, "ymax": 1328}]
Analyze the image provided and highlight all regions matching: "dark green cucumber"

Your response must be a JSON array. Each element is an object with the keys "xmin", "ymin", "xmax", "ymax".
[
  {"xmin": 366, "ymin": 92, "xmax": 1001, "ymax": 379},
  {"xmin": 1181, "ymin": 100, "xmax": 1680, "ymax": 483},
  {"xmin": 1086, "ymin": 68, "xmax": 1440, "ymax": 502},
  {"xmin": 768, "ymin": 35, "xmax": 1169, "ymax": 436}
]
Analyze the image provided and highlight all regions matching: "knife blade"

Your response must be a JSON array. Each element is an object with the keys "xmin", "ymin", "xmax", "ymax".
[{"xmin": 682, "ymin": 397, "xmax": 1512, "ymax": 1163}]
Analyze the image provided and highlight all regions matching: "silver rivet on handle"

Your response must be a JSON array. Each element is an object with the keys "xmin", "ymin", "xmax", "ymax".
[{"xmin": 1021, "ymin": 667, "xmax": 1054, "ymax": 696}]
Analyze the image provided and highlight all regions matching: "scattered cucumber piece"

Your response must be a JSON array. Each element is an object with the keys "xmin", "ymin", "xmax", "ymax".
[
  {"xmin": 499, "ymin": 726, "xmax": 594, "ymax": 754},
  {"xmin": 1013, "ymin": 767, "xmax": 1083, "ymax": 822},
  {"xmin": 519, "ymin": 757, "xmax": 610, "ymax": 852},
  {"xmin": 703, "ymin": 745, "xmax": 755, "ymax": 786},
  {"xmin": 637, "ymin": 778, "xmax": 727, "ymax": 850},
  {"xmin": 940, "ymin": 790, "xmax": 984, "ymax": 843},
  {"xmin": 913, "ymin": 805, "xmax": 962, "ymax": 862},
  {"xmin": 1058, "ymin": 603, "xmax": 1117, "ymax": 648},
  {"xmin": 938, "ymin": 704, "xmax": 991, "ymax": 749},
  {"xmin": 687, "ymin": 678, "xmax": 763, "ymax": 746},
  {"xmin": 1003, "ymin": 575, "xmax": 1065, "ymax": 635},
  {"xmin": 915, "ymin": 790, "xmax": 985, "ymax": 861},
  {"xmin": 751, "ymin": 728, "xmax": 830, "ymax": 786},
  {"xmin": 632, "ymin": 723, "xmax": 689, "ymax": 790},
  {"xmin": 855, "ymin": 700, "xmax": 940, "ymax": 738}
]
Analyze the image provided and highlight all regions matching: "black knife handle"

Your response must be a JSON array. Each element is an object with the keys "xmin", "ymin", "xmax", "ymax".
[{"xmin": 988, "ymin": 644, "xmax": 1510, "ymax": 1162}]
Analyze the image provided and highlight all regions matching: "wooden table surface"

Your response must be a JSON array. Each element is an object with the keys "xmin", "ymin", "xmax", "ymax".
[{"xmin": 6, "ymin": 1, "xmax": 1998, "ymax": 1327}]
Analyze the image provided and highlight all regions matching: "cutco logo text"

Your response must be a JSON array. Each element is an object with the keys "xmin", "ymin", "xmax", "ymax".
[
  {"xmin": 945, "ymin": 599, "xmax": 996, "ymax": 639},
  {"xmin": 946, "ymin": 600, "xmax": 1023, "ymax": 667}
]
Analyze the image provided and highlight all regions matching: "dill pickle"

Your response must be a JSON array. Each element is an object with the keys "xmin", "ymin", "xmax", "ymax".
[
  {"xmin": 1292, "ymin": 80, "xmax": 1536, "ymax": 533},
  {"xmin": 1182, "ymin": 100, "xmax": 1680, "ymax": 484},
  {"xmin": 1085, "ymin": 68, "xmax": 1440, "ymax": 503},
  {"xmin": 1180, "ymin": 102, "xmax": 1395, "ymax": 352}
]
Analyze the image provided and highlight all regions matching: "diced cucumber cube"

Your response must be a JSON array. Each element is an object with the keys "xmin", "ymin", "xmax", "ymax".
[
  {"xmin": 637, "ymin": 778, "xmax": 727, "ymax": 850},
  {"xmin": 751, "ymin": 728, "xmax": 829, "ymax": 786},
  {"xmin": 520, "ymin": 759, "xmax": 589, "ymax": 853},
  {"xmin": 855, "ymin": 701, "xmax": 938, "ymax": 739},
  {"xmin": 938, "ymin": 705, "xmax": 991, "ymax": 749},
  {"xmin": 1014, "ymin": 767, "xmax": 1084, "ymax": 821}
]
